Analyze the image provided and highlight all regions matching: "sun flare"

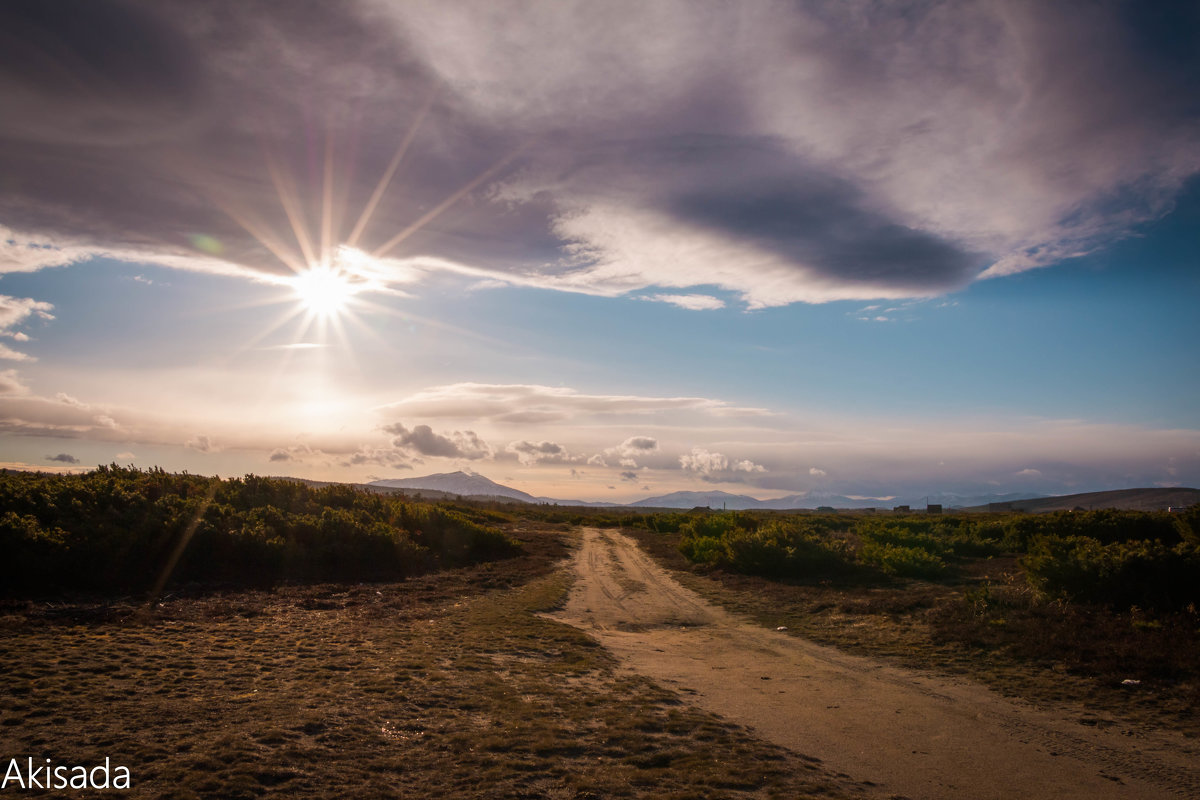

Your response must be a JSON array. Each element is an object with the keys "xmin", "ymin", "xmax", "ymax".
[{"xmin": 290, "ymin": 266, "xmax": 355, "ymax": 317}]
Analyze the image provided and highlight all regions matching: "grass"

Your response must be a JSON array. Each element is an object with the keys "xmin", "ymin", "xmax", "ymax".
[
  {"xmin": 0, "ymin": 523, "xmax": 869, "ymax": 799},
  {"xmin": 627, "ymin": 527, "xmax": 1200, "ymax": 739}
]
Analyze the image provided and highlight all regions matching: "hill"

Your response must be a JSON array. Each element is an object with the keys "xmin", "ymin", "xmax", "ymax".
[{"xmin": 972, "ymin": 487, "xmax": 1200, "ymax": 513}]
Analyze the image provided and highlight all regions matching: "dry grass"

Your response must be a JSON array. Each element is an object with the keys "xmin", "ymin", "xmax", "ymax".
[
  {"xmin": 627, "ymin": 528, "xmax": 1200, "ymax": 739},
  {"xmin": 0, "ymin": 524, "xmax": 868, "ymax": 799}
]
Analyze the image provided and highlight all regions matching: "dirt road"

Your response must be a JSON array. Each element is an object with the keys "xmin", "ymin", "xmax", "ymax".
[{"xmin": 547, "ymin": 528, "xmax": 1200, "ymax": 800}]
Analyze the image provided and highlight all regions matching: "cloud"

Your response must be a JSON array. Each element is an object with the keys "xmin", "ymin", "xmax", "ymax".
[
  {"xmin": 339, "ymin": 445, "xmax": 412, "ymax": 469},
  {"xmin": 0, "ymin": 295, "xmax": 55, "ymax": 331},
  {"xmin": 1015, "ymin": 468, "xmax": 1042, "ymax": 477},
  {"xmin": 809, "ymin": 467, "xmax": 827, "ymax": 477},
  {"xmin": 643, "ymin": 294, "xmax": 725, "ymax": 311},
  {"xmin": 0, "ymin": 343, "xmax": 34, "ymax": 362},
  {"xmin": 0, "ymin": 295, "xmax": 54, "ymax": 360},
  {"xmin": 186, "ymin": 434, "xmax": 214, "ymax": 453},
  {"xmin": 380, "ymin": 383, "xmax": 742, "ymax": 423},
  {"xmin": 0, "ymin": 2, "xmax": 1194, "ymax": 304},
  {"xmin": 619, "ymin": 436, "xmax": 658, "ymax": 453},
  {"xmin": 45, "ymin": 453, "xmax": 79, "ymax": 464},
  {"xmin": 679, "ymin": 447, "xmax": 765, "ymax": 476},
  {"xmin": 115, "ymin": 452, "xmax": 136, "ymax": 461},
  {"xmin": 384, "ymin": 422, "xmax": 492, "ymax": 459},
  {"xmin": 619, "ymin": 470, "xmax": 640, "ymax": 482},
  {"xmin": 0, "ymin": 370, "xmax": 27, "ymax": 395},
  {"xmin": 505, "ymin": 439, "xmax": 577, "ymax": 466}
]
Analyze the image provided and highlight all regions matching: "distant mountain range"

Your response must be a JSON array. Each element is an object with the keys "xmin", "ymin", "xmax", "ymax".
[
  {"xmin": 369, "ymin": 471, "xmax": 606, "ymax": 506},
  {"xmin": 627, "ymin": 489, "xmax": 1046, "ymax": 510},
  {"xmin": 364, "ymin": 471, "xmax": 1197, "ymax": 512}
]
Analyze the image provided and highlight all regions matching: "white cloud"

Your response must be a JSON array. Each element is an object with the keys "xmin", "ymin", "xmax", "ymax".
[
  {"xmin": 379, "ymin": 383, "xmax": 738, "ymax": 422},
  {"xmin": 809, "ymin": 467, "xmax": 827, "ymax": 477},
  {"xmin": 679, "ymin": 447, "xmax": 765, "ymax": 476},
  {"xmin": 0, "ymin": 343, "xmax": 34, "ymax": 362},
  {"xmin": 0, "ymin": 370, "xmax": 27, "ymax": 395},
  {"xmin": 1015, "ymin": 468, "xmax": 1042, "ymax": 477},
  {"xmin": 643, "ymin": 294, "xmax": 725, "ymax": 311}
]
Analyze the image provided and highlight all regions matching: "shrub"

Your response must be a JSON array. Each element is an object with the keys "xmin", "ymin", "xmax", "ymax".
[
  {"xmin": 859, "ymin": 540, "xmax": 948, "ymax": 579},
  {"xmin": 1022, "ymin": 535, "xmax": 1200, "ymax": 611},
  {"xmin": 0, "ymin": 467, "xmax": 521, "ymax": 595}
]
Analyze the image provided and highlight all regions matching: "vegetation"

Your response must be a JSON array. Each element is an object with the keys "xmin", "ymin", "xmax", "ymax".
[
  {"xmin": 0, "ymin": 466, "xmax": 519, "ymax": 596},
  {"xmin": 0, "ymin": 526, "xmax": 868, "ymax": 800},
  {"xmin": 645, "ymin": 507, "xmax": 1198, "ymax": 609},
  {"xmin": 629, "ymin": 505, "xmax": 1200, "ymax": 734}
]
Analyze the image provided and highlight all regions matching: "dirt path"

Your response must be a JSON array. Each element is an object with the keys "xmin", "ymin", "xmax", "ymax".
[{"xmin": 546, "ymin": 528, "xmax": 1200, "ymax": 800}]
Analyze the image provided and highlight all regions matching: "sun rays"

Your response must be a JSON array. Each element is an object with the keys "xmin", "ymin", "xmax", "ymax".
[{"xmin": 180, "ymin": 92, "xmax": 526, "ymax": 355}]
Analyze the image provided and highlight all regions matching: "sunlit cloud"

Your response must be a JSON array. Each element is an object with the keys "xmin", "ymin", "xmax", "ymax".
[
  {"xmin": 643, "ymin": 294, "xmax": 725, "ymax": 311},
  {"xmin": 378, "ymin": 383, "xmax": 745, "ymax": 423},
  {"xmin": 679, "ymin": 447, "xmax": 766, "ymax": 477}
]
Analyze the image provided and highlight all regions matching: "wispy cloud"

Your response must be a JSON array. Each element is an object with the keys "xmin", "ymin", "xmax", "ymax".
[
  {"xmin": 378, "ymin": 383, "xmax": 742, "ymax": 423},
  {"xmin": 643, "ymin": 294, "xmax": 725, "ymax": 311}
]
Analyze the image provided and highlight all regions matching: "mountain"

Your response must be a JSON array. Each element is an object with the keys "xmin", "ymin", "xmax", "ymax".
[
  {"xmin": 963, "ymin": 487, "xmax": 1200, "ymax": 513},
  {"xmin": 368, "ymin": 470, "xmax": 610, "ymax": 506},
  {"xmin": 370, "ymin": 471, "xmax": 539, "ymax": 503},
  {"xmin": 629, "ymin": 490, "xmax": 765, "ymax": 509},
  {"xmin": 366, "ymin": 473, "xmax": 1197, "ymax": 513}
]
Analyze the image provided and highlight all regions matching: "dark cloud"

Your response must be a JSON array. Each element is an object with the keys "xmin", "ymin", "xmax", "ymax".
[
  {"xmin": 45, "ymin": 452, "xmax": 79, "ymax": 464},
  {"xmin": 385, "ymin": 422, "xmax": 491, "ymax": 459},
  {"xmin": 619, "ymin": 470, "xmax": 639, "ymax": 482},
  {"xmin": 506, "ymin": 439, "xmax": 576, "ymax": 466},
  {"xmin": 0, "ymin": 0, "xmax": 201, "ymax": 147},
  {"xmin": 0, "ymin": 1, "xmax": 1196, "ymax": 301}
]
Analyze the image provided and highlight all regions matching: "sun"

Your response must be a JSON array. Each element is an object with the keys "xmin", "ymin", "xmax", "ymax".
[{"xmin": 290, "ymin": 265, "xmax": 356, "ymax": 318}]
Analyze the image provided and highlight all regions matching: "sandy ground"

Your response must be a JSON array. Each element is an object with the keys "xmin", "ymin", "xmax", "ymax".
[{"xmin": 547, "ymin": 528, "xmax": 1200, "ymax": 800}]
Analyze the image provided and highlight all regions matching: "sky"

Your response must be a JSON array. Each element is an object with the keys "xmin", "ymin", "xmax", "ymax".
[{"xmin": 1, "ymin": 0, "xmax": 1198, "ymax": 502}]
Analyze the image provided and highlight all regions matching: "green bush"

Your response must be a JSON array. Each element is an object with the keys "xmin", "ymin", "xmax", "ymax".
[
  {"xmin": 859, "ymin": 540, "xmax": 948, "ymax": 578},
  {"xmin": 677, "ymin": 517, "xmax": 853, "ymax": 578},
  {"xmin": 0, "ymin": 466, "xmax": 520, "ymax": 595},
  {"xmin": 1022, "ymin": 535, "xmax": 1200, "ymax": 611}
]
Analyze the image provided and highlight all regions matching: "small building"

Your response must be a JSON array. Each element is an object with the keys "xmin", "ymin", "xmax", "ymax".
[
  {"xmin": 893, "ymin": 504, "xmax": 910, "ymax": 513},
  {"xmin": 926, "ymin": 503, "xmax": 943, "ymax": 514}
]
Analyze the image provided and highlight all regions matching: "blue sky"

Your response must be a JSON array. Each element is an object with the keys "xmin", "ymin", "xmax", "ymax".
[{"xmin": 1, "ymin": 1, "xmax": 1197, "ymax": 501}]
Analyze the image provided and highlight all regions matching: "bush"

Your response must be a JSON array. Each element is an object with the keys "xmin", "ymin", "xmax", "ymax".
[
  {"xmin": 677, "ymin": 517, "xmax": 853, "ymax": 578},
  {"xmin": 1022, "ymin": 535, "xmax": 1200, "ymax": 611},
  {"xmin": 0, "ymin": 467, "xmax": 521, "ymax": 595},
  {"xmin": 859, "ymin": 540, "xmax": 948, "ymax": 579}
]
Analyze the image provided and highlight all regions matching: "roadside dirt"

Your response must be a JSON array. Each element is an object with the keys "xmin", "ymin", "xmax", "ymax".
[{"xmin": 547, "ymin": 528, "xmax": 1200, "ymax": 800}]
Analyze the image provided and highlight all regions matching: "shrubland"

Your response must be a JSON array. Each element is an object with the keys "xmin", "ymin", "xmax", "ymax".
[
  {"xmin": 629, "ymin": 506, "xmax": 1200, "ymax": 732},
  {"xmin": 0, "ymin": 466, "xmax": 519, "ymax": 595}
]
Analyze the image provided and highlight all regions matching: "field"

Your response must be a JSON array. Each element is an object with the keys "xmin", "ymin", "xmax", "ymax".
[
  {"xmin": 2, "ymin": 470, "xmax": 1198, "ymax": 797},
  {"xmin": 628, "ymin": 512, "xmax": 1200, "ymax": 738},
  {"xmin": 0, "ymin": 521, "xmax": 869, "ymax": 799}
]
